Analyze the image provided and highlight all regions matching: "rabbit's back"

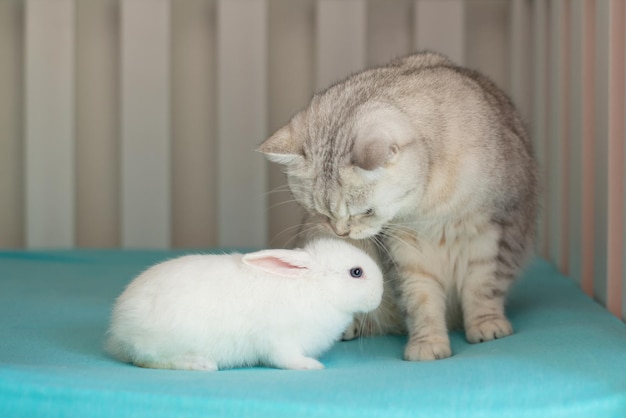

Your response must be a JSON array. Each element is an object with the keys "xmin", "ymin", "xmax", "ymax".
[
  {"xmin": 106, "ymin": 254, "xmax": 257, "ymax": 364},
  {"xmin": 106, "ymin": 253, "xmax": 343, "ymax": 369}
]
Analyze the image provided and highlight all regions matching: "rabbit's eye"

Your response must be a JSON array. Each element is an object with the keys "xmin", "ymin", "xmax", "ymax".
[{"xmin": 349, "ymin": 267, "xmax": 363, "ymax": 278}]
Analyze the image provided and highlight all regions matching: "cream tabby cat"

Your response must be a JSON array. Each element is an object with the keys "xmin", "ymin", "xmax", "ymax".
[{"xmin": 259, "ymin": 52, "xmax": 538, "ymax": 361}]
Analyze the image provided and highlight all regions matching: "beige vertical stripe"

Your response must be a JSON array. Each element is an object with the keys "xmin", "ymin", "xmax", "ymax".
[
  {"xmin": 623, "ymin": 4, "xmax": 626, "ymax": 324},
  {"xmin": 171, "ymin": 0, "xmax": 217, "ymax": 248},
  {"xmin": 548, "ymin": 0, "xmax": 564, "ymax": 268},
  {"xmin": 581, "ymin": 0, "xmax": 595, "ymax": 296},
  {"xmin": 267, "ymin": 0, "xmax": 313, "ymax": 249},
  {"xmin": 569, "ymin": 0, "xmax": 584, "ymax": 283},
  {"xmin": 465, "ymin": 1, "xmax": 510, "ymax": 93},
  {"xmin": 532, "ymin": 0, "xmax": 549, "ymax": 257},
  {"xmin": 592, "ymin": 0, "xmax": 609, "ymax": 305},
  {"xmin": 510, "ymin": 0, "xmax": 532, "ymax": 123},
  {"xmin": 76, "ymin": 0, "xmax": 120, "ymax": 248},
  {"xmin": 414, "ymin": 0, "xmax": 466, "ymax": 65},
  {"xmin": 316, "ymin": 0, "xmax": 367, "ymax": 89},
  {"xmin": 120, "ymin": 0, "xmax": 171, "ymax": 248},
  {"xmin": 25, "ymin": 0, "xmax": 75, "ymax": 248},
  {"xmin": 367, "ymin": 0, "xmax": 413, "ymax": 68},
  {"xmin": 559, "ymin": 0, "xmax": 572, "ymax": 275},
  {"xmin": 217, "ymin": 0, "xmax": 268, "ymax": 248},
  {"xmin": 0, "ymin": 0, "xmax": 24, "ymax": 248},
  {"xmin": 606, "ymin": 0, "xmax": 625, "ymax": 318}
]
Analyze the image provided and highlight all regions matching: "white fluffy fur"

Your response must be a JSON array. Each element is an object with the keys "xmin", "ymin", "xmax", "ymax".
[{"xmin": 105, "ymin": 238, "xmax": 383, "ymax": 371}]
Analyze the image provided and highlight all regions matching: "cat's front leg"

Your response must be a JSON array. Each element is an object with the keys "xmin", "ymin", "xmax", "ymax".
[{"xmin": 398, "ymin": 267, "xmax": 451, "ymax": 361}]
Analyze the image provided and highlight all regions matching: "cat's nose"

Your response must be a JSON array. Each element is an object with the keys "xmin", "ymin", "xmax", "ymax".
[{"xmin": 330, "ymin": 221, "xmax": 350, "ymax": 237}]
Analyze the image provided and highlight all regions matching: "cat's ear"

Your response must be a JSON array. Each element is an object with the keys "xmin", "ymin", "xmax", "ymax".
[
  {"xmin": 352, "ymin": 138, "xmax": 400, "ymax": 171},
  {"xmin": 351, "ymin": 105, "xmax": 411, "ymax": 171},
  {"xmin": 258, "ymin": 125, "xmax": 304, "ymax": 165}
]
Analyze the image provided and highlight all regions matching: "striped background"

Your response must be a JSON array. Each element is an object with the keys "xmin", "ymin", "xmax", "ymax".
[{"xmin": 0, "ymin": 0, "xmax": 624, "ymax": 321}]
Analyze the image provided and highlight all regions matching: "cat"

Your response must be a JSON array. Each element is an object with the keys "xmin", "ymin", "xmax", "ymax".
[{"xmin": 259, "ymin": 51, "xmax": 538, "ymax": 361}]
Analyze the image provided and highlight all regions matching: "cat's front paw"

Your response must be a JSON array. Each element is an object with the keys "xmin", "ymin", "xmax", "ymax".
[
  {"xmin": 403, "ymin": 338, "xmax": 452, "ymax": 361},
  {"xmin": 465, "ymin": 316, "xmax": 513, "ymax": 343},
  {"xmin": 341, "ymin": 315, "xmax": 373, "ymax": 340},
  {"xmin": 341, "ymin": 320, "xmax": 359, "ymax": 341}
]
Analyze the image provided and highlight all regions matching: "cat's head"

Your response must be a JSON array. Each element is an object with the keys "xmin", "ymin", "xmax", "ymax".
[{"xmin": 259, "ymin": 100, "xmax": 429, "ymax": 240}]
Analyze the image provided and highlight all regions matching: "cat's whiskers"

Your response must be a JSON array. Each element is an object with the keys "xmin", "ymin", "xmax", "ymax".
[
  {"xmin": 267, "ymin": 198, "xmax": 302, "ymax": 211},
  {"xmin": 264, "ymin": 186, "xmax": 306, "ymax": 197},
  {"xmin": 385, "ymin": 219, "xmax": 439, "ymax": 246},
  {"xmin": 278, "ymin": 223, "xmax": 316, "ymax": 244},
  {"xmin": 269, "ymin": 222, "xmax": 313, "ymax": 246},
  {"xmin": 281, "ymin": 223, "xmax": 323, "ymax": 249},
  {"xmin": 387, "ymin": 219, "xmax": 439, "ymax": 242},
  {"xmin": 357, "ymin": 311, "xmax": 371, "ymax": 349},
  {"xmin": 264, "ymin": 185, "xmax": 289, "ymax": 193},
  {"xmin": 379, "ymin": 227, "xmax": 420, "ymax": 253},
  {"xmin": 368, "ymin": 235, "xmax": 400, "ymax": 274}
]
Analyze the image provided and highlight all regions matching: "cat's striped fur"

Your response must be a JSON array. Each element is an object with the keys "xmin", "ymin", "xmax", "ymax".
[{"xmin": 259, "ymin": 52, "xmax": 538, "ymax": 361}]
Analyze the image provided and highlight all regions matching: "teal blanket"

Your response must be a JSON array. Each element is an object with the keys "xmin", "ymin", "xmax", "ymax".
[{"xmin": 1, "ymin": 251, "xmax": 625, "ymax": 417}]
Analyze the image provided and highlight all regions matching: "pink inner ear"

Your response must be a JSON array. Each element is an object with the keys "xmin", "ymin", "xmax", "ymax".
[{"xmin": 245, "ymin": 256, "xmax": 307, "ymax": 278}]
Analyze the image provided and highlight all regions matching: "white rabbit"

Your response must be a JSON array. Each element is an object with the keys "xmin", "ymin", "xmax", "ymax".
[{"xmin": 105, "ymin": 238, "xmax": 383, "ymax": 371}]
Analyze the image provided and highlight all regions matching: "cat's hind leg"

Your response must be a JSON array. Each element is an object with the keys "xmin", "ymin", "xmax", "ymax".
[{"xmin": 461, "ymin": 255, "xmax": 515, "ymax": 344}]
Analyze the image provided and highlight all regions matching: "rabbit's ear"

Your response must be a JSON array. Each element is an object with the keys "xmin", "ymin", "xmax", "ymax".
[{"xmin": 242, "ymin": 249, "xmax": 312, "ymax": 278}]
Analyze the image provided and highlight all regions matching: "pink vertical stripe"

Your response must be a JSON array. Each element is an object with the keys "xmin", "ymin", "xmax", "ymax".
[
  {"xmin": 606, "ymin": 0, "xmax": 625, "ymax": 318},
  {"xmin": 542, "ymin": 0, "xmax": 551, "ymax": 259},
  {"xmin": 559, "ymin": 0, "xmax": 572, "ymax": 275},
  {"xmin": 581, "ymin": 0, "xmax": 595, "ymax": 297}
]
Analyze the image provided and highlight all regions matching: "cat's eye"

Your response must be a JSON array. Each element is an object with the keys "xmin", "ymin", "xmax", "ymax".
[
  {"xmin": 349, "ymin": 267, "xmax": 363, "ymax": 278},
  {"xmin": 363, "ymin": 208, "xmax": 374, "ymax": 216}
]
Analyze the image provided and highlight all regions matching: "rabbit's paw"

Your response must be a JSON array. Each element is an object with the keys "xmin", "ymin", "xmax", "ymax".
[
  {"xmin": 177, "ymin": 356, "xmax": 219, "ymax": 371},
  {"xmin": 274, "ymin": 354, "xmax": 324, "ymax": 370},
  {"xmin": 137, "ymin": 355, "xmax": 218, "ymax": 371}
]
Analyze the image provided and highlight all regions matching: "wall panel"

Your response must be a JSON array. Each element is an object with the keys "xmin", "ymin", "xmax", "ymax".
[
  {"xmin": 569, "ymin": 0, "xmax": 584, "ymax": 284},
  {"xmin": 120, "ymin": 0, "xmax": 171, "ymax": 248},
  {"xmin": 367, "ymin": 0, "xmax": 413, "ymax": 67},
  {"xmin": 0, "ymin": 0, "xmax": 24, "ymax": 248},
  {"xmin": 592, "ymin": 0, "xmax": 609, "ymax": 306},
  {"xmin": 414, "ymin": 0, "xmax": 465, "ymax": 65},
  {"xmin": 606, "ymin": 0, "xmax": 625, "ymax": 318},
  {"xmin": 510, "ymin": 0, "xmax": 533, "ymax": 124},
  {"xmin": 316, "ymin": 0, "xmax": 367, "ymax": 89},
  {"xmin": 0, "ymin": 0, "xmax": 623, "ymax": 320},
  {"xmin": 547, "ymin": 0, "xmax": 572, "ymax": 274},
  {"xmin": 580, "ymin": 0, "xmax": 596, "ymax": 296},
  {"xmin": 76, "ymin": 0, "xmax": 120, "ymax": 248},
  {"xmin": 466, "ymin": 0, "xmax": 510, "ymax": 93},
  {"xmin": 532, "ymin": 0, "xmax": 549, "ymax": 257},
  {"xmin": 217, "ymin": 0, "xmax": 268, "ymax": 249},
  {"xmin": 267, "ymin": 0, "xmax": 314, "ymax": 249},
  {"xmin": 623, "ymin": 4, "xmax": 626, "ymax": 323},
  {"xmin": 24, "ymin": 0, "xmax": 75, "ymax": 248},
  {"xmin": 171, "ymin": 0, "xmax": 217, "ymax": 248}
]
